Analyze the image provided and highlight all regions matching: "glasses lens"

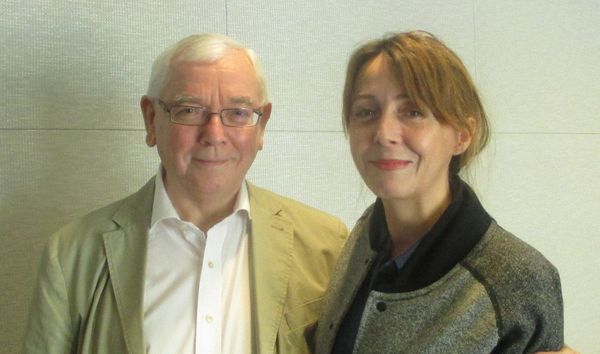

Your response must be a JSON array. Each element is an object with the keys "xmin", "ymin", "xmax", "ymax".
[
  {"xmin": 222, "ymin": 108, "xmax": 256, "ymax": 126},
  {"xmin": 171, "ymin": 106, "xmax": 206, "ymax": 124}
]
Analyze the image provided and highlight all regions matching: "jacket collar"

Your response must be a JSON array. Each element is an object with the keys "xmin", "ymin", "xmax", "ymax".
[
  {"xmin": 382, "ymin": 177, "xmax": 491, "ymax": 292},
  {"xmin": 103, "ymin": 178, "xmax": 154, "ymax": 354}
]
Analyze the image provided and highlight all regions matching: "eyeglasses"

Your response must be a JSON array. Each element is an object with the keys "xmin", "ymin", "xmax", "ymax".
[{"xmin": 157, "ymin": 99, "xmax": 263, "ymax": 127}]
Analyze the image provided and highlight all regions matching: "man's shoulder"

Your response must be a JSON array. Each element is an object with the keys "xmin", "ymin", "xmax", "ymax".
[
  {"xmin": 248, "ymin": 183, "xmax": 340, "ymax": 221},
  {"xmin": 247, "ymin": 182, "xmax": 347, "ymax": 235},
  {"xmin": 51, "ymin": 179, "xmax": 154, "ymax": 247}
]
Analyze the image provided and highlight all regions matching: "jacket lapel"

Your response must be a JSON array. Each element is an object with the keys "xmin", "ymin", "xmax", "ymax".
[
  {"xmin": 103, "ymin": 179, "xmax": 154, "ymax": 354},
  {"xmin": 247, "ymin": 183, "xmax": 294, "ymax": 353}
]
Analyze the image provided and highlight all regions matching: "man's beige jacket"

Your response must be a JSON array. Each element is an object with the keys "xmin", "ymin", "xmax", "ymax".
[{"xmin": 23, "ymin": 178, "xmax": 347, "ymax": 354}]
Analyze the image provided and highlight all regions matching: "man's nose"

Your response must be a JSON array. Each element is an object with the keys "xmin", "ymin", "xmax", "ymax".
[{"xmin": 200, "ymin": 113, "xmax": 227, "ymax": 145}]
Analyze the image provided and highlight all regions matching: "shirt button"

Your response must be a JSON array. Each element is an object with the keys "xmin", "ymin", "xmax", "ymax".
[
  {"xmin": 376, "ymin": 301, "xmax": 387, "ymax": 312},
  {"xmin": 208, "ymin": 261, "xmax": 214, "ymax": 268},
  {"xmin": 205, "ymin": 315, "xmax": 213, "ymax": 323}
]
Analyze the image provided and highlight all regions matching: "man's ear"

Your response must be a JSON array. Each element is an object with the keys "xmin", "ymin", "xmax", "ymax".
[
  {"xmin": 453, "ymin": 117, "xmax": 475, "ymax": 155},
  {"xmin": 257, "ymin": 103, "xmax": 272, "ymax": 150},
  {"xmin": 140, "ymin": 96, "xmax": 157, "ymax": 147}
]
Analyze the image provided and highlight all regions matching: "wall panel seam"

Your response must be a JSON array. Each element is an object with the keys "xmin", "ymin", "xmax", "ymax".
[
  {"xmin": 1, "ymin": 129, "xmax": 598, "ymax": 135},
  {"xmin": 495, "ymin": 132, "xmax": 600, "ymax": 136},
  {"xmin": 225, "ymin": 0, "xmax": 229, "ymax": 35}
]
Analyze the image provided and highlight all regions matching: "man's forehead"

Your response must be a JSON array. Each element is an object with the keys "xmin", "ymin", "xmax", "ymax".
[
  {"xmin": 172, "ymin": 94, "xmax": 256, "ymax": 106},
  {"xmin": 162, "ymin": 56, "xmax": 262, "ymax": 104},
  {"xmin": 170, "ymin": 49, "xmax": 253, "ymax": 73}
]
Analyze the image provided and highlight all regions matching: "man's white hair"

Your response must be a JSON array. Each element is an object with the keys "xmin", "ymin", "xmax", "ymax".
[{"xmin": 146, "ymin": 33, "xmax": 269, "ymax": 104}]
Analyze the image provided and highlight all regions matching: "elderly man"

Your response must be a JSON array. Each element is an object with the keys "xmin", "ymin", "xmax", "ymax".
[{"xmin": 23, "ymin": 34, "xmax": 347, "ymax": 354}]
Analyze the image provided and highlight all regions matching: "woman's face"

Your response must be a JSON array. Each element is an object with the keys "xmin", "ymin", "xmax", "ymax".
[{"xmin": 347, "ymin": 54, "xmax": 470, "ymax": 204}]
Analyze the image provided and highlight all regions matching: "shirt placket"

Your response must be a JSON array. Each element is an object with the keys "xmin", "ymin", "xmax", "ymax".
[{"xmin": 195, "ymin": 223, "xmax": 227, "ymax": 354}]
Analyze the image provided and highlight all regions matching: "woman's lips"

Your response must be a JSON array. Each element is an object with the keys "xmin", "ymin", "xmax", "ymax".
[{"xmin": 371, "ymin": 159, "xmax": 412, "ymax": 170}]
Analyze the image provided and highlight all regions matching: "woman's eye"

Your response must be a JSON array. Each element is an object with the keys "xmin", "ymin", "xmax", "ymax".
[
  {"xmin": 400, "ymin": 109, "xmax": 424, "ymax": 119},
  {"xmin": 351, "ymin": 108, "xmax": 377, "ymax": 121}
]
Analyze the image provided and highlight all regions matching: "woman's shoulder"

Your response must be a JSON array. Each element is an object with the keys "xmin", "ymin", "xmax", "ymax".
[
  {"xmin": 462, "ymin": 221, "xmax": 563, "ymax": 331},
  {"xmin": 463, "ymin": 223, "xmax": 564, "ymax": 351},
  {"xmin": 469, "ymin": 222, "xmax": 558, "ymax": 277},
  {"xmin": 464, "ymin": 221, "xmax": 560, "ymax": 287}
]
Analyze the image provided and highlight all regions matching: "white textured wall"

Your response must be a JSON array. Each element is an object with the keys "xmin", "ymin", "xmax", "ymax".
[{"xmin": 1, "ymin": 1, "xmax": 598, "ymax": 352}]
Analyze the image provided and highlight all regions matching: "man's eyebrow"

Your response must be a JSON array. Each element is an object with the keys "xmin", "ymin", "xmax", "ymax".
[
  {"xmin": 171, "ymin": 95, "xmax": 255, "ymax": 107},
  {"xmin": 172, "ymin": 95, "xmax": 204, "ymax": 105},
  {"xmin": 227, "ymin": 96, "xmax": 254, "ymax": 106}
]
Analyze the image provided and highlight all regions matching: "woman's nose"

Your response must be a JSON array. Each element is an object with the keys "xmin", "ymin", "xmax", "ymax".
[{"xmin": 374, "ymin": 111, "xmax": 402, "ymax": 146}]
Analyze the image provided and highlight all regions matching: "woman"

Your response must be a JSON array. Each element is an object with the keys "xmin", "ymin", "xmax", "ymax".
[{"xmin": 315, "ymin": 31, "xmax": 564, "ymax": 353}]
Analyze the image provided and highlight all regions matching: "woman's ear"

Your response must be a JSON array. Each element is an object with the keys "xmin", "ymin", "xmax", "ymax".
[{"xmin": 453, "ymin": 117, "xmax": 475, "ymax": 155}]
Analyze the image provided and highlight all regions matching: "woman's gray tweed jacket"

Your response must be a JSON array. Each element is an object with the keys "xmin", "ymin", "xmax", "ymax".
[{"xmin": 315, "ymin": 181, "xmax": 563, "ymax": 354}]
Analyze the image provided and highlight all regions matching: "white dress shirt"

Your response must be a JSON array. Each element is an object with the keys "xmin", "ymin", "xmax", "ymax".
[{"xmin": 143, "ymin": 171, "xmax": 252, "ymax": 354}]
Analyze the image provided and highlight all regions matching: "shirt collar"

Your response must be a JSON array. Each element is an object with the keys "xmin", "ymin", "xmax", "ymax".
[
  {"xmin": 235, "ymin": 179, "xmax": 251, "ymax": 219},
  {"xmin": 392, "ymin": 238, "xmax": 421, "ymax": 270},
  {"xmin": 150, "ymin": 166, "xmax": 251, "ymax": 228},
  {"xmin": 150, "ymin": 167, "xmax": 179, "ymax": 228}
]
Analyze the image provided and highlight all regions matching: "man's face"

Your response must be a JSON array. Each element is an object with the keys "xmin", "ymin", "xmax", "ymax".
[{"xmin": 141, "ymin": 50, "xmax": 271, "ymax": 202}]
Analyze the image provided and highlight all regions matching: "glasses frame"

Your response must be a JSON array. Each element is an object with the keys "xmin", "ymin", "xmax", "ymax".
[{"xmin": 157, "ymin": 99, "xmax": 263, "ymax": 127}]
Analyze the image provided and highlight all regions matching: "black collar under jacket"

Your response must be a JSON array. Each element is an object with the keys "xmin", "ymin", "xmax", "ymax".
[{"xmin": 370, "ymin": 176, "xmax": 493, "ymax": 293}]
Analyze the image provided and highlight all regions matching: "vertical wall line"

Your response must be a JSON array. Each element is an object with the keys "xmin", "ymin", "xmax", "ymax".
[
  {"xmin": 472, "ymin": 0, "xmax": 479, "ymax": 83},
  {"xmin": 225, "ymin": 0, "xmax": 229, "ymax": 35}
]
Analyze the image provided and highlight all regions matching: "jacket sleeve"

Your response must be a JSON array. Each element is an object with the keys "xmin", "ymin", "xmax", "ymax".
[
  {"xmin": 23, "ymin": 238, "xmax": 75, "ymax": 354},
  {"xmin": 486, "ymin": 232, "xmax": 564, "ymax": 353},
  {"xmin": 494, "ymin": 262, "xmax": 564, "ymax": 353}
]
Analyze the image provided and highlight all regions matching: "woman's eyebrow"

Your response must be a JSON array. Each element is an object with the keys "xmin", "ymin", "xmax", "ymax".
[{"xmin": 353, "ymin": 93, "xmax": 411, "ymax": 100}]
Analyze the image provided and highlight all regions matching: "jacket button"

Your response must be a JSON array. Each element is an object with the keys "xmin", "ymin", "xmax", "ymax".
[{"xmin": 376, "ymin": 301, "xmax": 387, "ymax": 312}]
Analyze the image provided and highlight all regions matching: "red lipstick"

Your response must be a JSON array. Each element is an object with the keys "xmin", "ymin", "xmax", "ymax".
[{"xmin": 371, "ymin": 159, "xmax": 411, "ymax": 170}]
